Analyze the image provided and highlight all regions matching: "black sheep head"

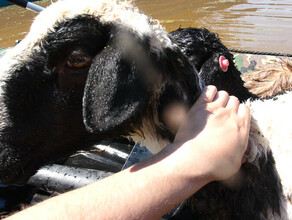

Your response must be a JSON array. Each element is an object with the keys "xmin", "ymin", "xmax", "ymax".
[
  {"xmin": 170, "ymin": 27, "xmax": 257, "ymax": 102},
  {"xmin": 0, "ymin": 1, "xmax": 203, "ymax": 184}
]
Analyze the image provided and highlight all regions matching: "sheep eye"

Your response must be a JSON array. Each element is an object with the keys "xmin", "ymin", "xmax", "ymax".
[{"xmin": 66, "ymin": 51, "xmax": 93, "ymax": 69}]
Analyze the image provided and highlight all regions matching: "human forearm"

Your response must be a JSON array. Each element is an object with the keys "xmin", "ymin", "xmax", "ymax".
[
  {"xmin": 6, "ymin": 85, "xmax": 250, "ymax": 220},
  {"xmin": 6, "ymin": 142, "xmax": 211, "ymax": 220}
]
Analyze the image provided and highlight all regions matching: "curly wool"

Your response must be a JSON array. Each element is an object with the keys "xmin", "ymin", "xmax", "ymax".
[{"xmin": 243, "ymin": 59, "xmax": 292, "ymax": 98}]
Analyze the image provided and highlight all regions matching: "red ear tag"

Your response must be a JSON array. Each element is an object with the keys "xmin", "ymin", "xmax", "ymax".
[{"xmin": 219, "ymin": 55, "xmax": 229, "ymax": 72}]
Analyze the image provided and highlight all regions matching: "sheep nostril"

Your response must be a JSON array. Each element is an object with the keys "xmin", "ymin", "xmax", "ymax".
[{"xmin": 219, "ymin": 55, "xmax": 229, "ymax": 72}]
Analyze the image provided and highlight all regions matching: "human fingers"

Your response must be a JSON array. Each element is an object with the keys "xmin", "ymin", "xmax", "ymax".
[
  {"xmin": 174, "ymin": 86, "xmax": 217, "ymax": 144},
  {"xmin": 237, "ymin": 103, "xmax": 251, "ymax": 121},
  {"xmin": 238, "ymin": 103, "xmax": 251, "ymax": 159},
  {"xmin": 212, "ymin": 90, "xmax": 229, "ymax": 107},
  {"xmin": 196, "ymin": 85, "xmax": 218, "ymax": 105},
  {"xmin": 225, "ymin": 96, "xmax": 240, "ymax": 112}
]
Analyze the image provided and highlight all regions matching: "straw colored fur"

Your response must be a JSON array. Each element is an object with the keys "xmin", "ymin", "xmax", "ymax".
[{"xmin": 243, "ymin": 59, "xmax": 292, "ymax": 98}]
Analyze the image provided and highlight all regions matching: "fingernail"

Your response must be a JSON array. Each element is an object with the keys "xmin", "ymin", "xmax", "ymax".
[{"xmin": 205, "ymin": 85, "xmax": 216, "ymax": 99}]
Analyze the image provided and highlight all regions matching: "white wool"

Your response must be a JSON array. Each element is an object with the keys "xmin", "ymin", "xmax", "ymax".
[
  {"xmin": 246, "ymin": 92, "xmax": 292, "ymax": 191},
  {"xmin": 0, "ymin": 0, "xmax": 174, "ymax": 131},
  {"xmin": 135, "ymin": 91, "xmax": 292, "ymax": 217},
  {"xmin": 246, "ymin": 91, "xmax": 292, "ymax": 218},
  {"xmin": 29, "ymin": 0, "xmax": 172, "ymax": 48},
  {"xmin": 0, "ymin": 0, "xmax": 291, "ymax": 216},
  {"xmin": 0, "ymin": 0, "xmax": 173, "ymax": 80}
]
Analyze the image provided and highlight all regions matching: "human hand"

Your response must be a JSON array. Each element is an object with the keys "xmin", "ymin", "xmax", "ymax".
[{"xmin": 172, "ymin": 85, "xmax": 251, "ymax": 181}]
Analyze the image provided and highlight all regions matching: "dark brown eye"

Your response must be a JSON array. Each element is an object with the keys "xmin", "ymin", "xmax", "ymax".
[{"xmin": 66, "ymin": 51, "xmax": 93, "ymax": 68}]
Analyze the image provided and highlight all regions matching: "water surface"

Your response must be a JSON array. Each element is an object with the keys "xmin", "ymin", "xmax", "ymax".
[{"xmin": 0, "ymin": 0, "xmax": 292, "ymax": 53}]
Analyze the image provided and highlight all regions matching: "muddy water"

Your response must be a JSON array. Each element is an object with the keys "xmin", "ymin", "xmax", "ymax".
[{"xmin": 0, "ymin": 0, "xmax": 292, "ymax": 53}]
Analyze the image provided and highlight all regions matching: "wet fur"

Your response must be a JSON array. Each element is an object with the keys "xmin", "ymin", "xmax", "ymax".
[
  {"xmin": 0, "ymin": 1, "xmax": 290, "ymax": 219},
  {"xmin": 169, "ymin": 27, "xmax": 258, "ymax": 102},
  {"xmin": 0, "ymin": 0, "xmax": 202, "ymax": 184},
  {"xmin": 170, "ymin": 27, "xmax": 291, "ymax": 219}
]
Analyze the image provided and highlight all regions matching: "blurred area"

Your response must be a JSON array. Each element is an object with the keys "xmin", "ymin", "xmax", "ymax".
[{"xmin": 0, "ymin": 0, "xmax": 292, "ymax": 53}]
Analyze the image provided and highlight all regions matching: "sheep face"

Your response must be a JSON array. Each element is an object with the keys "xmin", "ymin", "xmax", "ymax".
[
  {"xmin": 170, "ymin": 28, "xmax": 258, "ymax": 102},
  {"xmin": 0, "ymin": 0, "xmax": 203, "ymax": 184},
  {"xmin": 170, "ymin": 27, "xmax": 288, "ymax": 219}
]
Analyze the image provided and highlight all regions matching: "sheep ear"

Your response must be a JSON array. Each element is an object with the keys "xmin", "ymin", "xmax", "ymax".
[{"xmin": 83, "ymin": 43, "xmax": 147, "ymax": 133}]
